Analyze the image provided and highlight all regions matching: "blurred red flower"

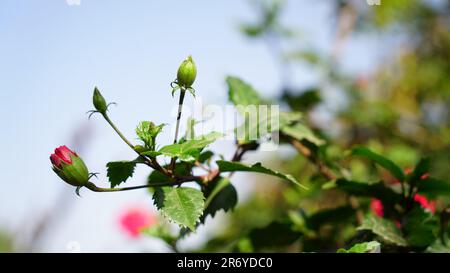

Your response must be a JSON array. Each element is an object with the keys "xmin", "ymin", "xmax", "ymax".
[
  {"xmin": 370, "ymin": 199, "xmax": 384, "ymax": 217},
  {"xmin": 413, "ymin": 194, "xmax": 436, "ymax": 213},
  {"xmin": 119, "ymin": 207, "xmax": 157, "ymax": 238}
]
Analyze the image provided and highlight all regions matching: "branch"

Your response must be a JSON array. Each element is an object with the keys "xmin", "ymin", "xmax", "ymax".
[
  {"xmin": 289, "ymin": 139, "xmax": 336, "ymax": 180},
  {"xmin": 84, "ymin": 176, "xmax": 200, "ymax": 193},
  {"xmin": 102, "ymin": 113, "xmax": 170, "ymax": 175}
]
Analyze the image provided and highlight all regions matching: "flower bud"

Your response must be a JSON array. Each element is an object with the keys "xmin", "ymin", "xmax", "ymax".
[
  {"xmin": 176, "ymin": 55, "xmax": 197, "ymax": 88},
  {"xmin": 50, "ymin": 145, "xmax": 89, "ymax": 187},
  {"xmin": 93, "ymin": 87, "xmax": 107, "ymax": 114}
]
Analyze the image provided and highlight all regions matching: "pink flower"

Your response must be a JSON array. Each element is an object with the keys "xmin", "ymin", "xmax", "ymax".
[
  {"xmin": 413, "ymin": 194, "xmax": 436, "ymax": 214},
  {"xmin": 50, "ymin": 145, "xmax": 76, "ymax": 167},
  {"xmin": 119, "ymin": 207, "xmax": 157, "ymax": 238},
  {"xmin": 370, "ymin": 199, "xmax": 384, "ymax": 217}
]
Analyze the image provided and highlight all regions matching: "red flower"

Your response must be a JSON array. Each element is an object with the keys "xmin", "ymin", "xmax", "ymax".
[
  {"xmin": 413, "ymin": 194, "xmax": 436, "ymax": 213},
  {"xmin": 370, "ymin": 199, "xmax": 384, "ymax": 217},
  {"xmin": 119, "ymin": 207, "xmax": 157, "ymax": 238},
  {"xmin": 50, "ymin": 145, "xmax": 76, "ymax": 168}
]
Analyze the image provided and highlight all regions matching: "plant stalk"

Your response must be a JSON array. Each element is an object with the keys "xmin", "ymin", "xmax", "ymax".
[{"xmin": 169, "ymin": 89, "xmax": 186, "ymax": 170}]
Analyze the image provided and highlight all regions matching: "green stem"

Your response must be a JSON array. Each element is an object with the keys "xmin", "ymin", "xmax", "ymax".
[
  {"xmin": 85, "ymin": 176, "xmax": 199, "ymax": 193},
  {"xmin": 102, "ymin": 113, "xmax": 170, "ymax": 174},
  {"xmin": 170, "ymin": 89, "xmax": 186, "ymax": 170},
  {"xmin": 103, "ymin": 113, "xmax": 135, "ymax": 151}
]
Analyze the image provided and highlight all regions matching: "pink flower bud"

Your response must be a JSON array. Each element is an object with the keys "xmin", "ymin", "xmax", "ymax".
[
  {"xmin": 50, "ymin": 146, "xmax": 76, "ymax": 167},
  {"xmin": 50, "ymin": 145, "xmax": 89, "ymax": 187}
]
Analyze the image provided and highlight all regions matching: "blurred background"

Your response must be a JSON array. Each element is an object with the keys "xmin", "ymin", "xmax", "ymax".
[{"xmin": 0, "ymin": 0, "xmax": 449, "ymax": 252}]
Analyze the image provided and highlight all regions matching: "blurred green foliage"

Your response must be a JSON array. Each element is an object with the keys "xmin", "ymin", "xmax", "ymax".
[{"xmin": 193, "ymin": 0, "xmax": 450, "ymax": 253}]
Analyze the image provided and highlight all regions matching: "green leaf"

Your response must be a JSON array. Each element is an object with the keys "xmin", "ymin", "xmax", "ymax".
[
  {"xmin": 281, "ymin": 123, "xmax": 324, "ymax": 146},
  {"xmin": 158, "ymin": 132, "xmax": 222, "ymax": 161},
  {"xmin": 417, "ymin": 178, "xmax": 450, "ymax": 198},
  {"xmin": 352, "ymin": 147, "xmax": 405, "ymax": 181},
  {"xmin": 333, "ymin": 179, "xmax": 403, "ymax": 204},
  {"xmin": 357, "ymin": 216, "xmax": 408, "ymax": 246},
  {"xmin": 282, "ymin": 88, "xmax": 322, "ymax": 111},
  {"xmin": 235, "ymin": 110, "xmax": 301, "ymax": 144},
  {"xmin": 410, "ymin": 158, "xmax": 430, "ymax": 182},
  {"xmin": 148, "ymin": 162, "xmax": 192, "ymax": 184},
  {"xmin": 198, "ymin": 150, "xmax": 214, "ymax": 163},
  {"xmin": 136, "ymin": 121, "xmax": 165, "ymax": 149},
  {"xmin": 106, "ymin": 160, "xmax": 137, "ymax": 188},
  {"xmin": 337, "ymin": 241, "xmax": 381, "ymax": 253},
  {"xmin": 403, "ymin": 207, "xmax": 437, "ymax": 248},
  {"xmin": 202, "ymin": 178, "xmax": 238, "ymax": 222},
  {"xmin": 226, "ymin": 76, "xmax": 262, "ymax": 110},
  {"xmin": 306, "ymin": 206, "xmax": 355, "ymax": 230},
  {"xmin": 248, "ymin": 221, "xmax": 302, "ymax": 250},
  {"xmin": 216, "ymin": 160, "xmax": 307, "ymax": 189},
  {"xmin": 426, "ymin": 240, "xmax": 450, "ymax": 253},
  {"xmin": 278, "ymin": 111, "xmax": 302, "ymax": 128},
  {"xmin": 153, "ymin": 187, "xmax": 205, "ymax": 230}
]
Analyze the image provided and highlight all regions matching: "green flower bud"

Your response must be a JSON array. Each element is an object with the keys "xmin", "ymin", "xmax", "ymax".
[
  {"xmin": 50, "ymin": 146, "xmax": 89, "ymax": 187},
  {"xmin": 93, "ymin": 87, "xmax": 108, "ymax": 114},
  {"xmin": 177, "ymin": 55, "xmax": 197, "ymax": 88}
]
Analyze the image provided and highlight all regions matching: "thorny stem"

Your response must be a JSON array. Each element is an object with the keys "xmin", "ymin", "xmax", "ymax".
[{"xmin": 170, "ymin": 89, "xmax": 186, "ymax": 170}]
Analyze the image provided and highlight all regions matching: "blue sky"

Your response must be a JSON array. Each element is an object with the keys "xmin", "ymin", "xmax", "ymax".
[{"xmin": 0, "ymin": 0, "xmax": 383, "ymax": 251}]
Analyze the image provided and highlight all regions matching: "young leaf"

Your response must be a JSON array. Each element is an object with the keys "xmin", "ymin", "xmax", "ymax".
[
  {"xmin": 202, "ymin": 177, "xmax": 238, "ymax": 222},
  {"xmin": 216, "ymin": 160, "xmax": 307, "ymax": 189},
  {"xmin": 337, "ymin": 241, "xmax": 381, "ymax": 253},
  {"xmin": 136, "ymin": 121, "xmax": 165, "ymax": 149},
  {"xmin": 158, "ymin": 132, "xmax": 222, "ymax": 161},
  {"xmin": 106, "ymin": 160, "xmax": 137, "ymax": 188},
  {"xmin": 153, "ymin": 187, "xmax": 205, "ymax": 231},
  {"xmin": 226, "ymin": 76, "xmax": 262, "ymax": 109},
  {"xmin": 357, "ymin": 216, "xmax": 408, "ymax": 246},
  {"xmin": 352, "ymin": 147, "xmax": 405, "ymax": 181}
]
